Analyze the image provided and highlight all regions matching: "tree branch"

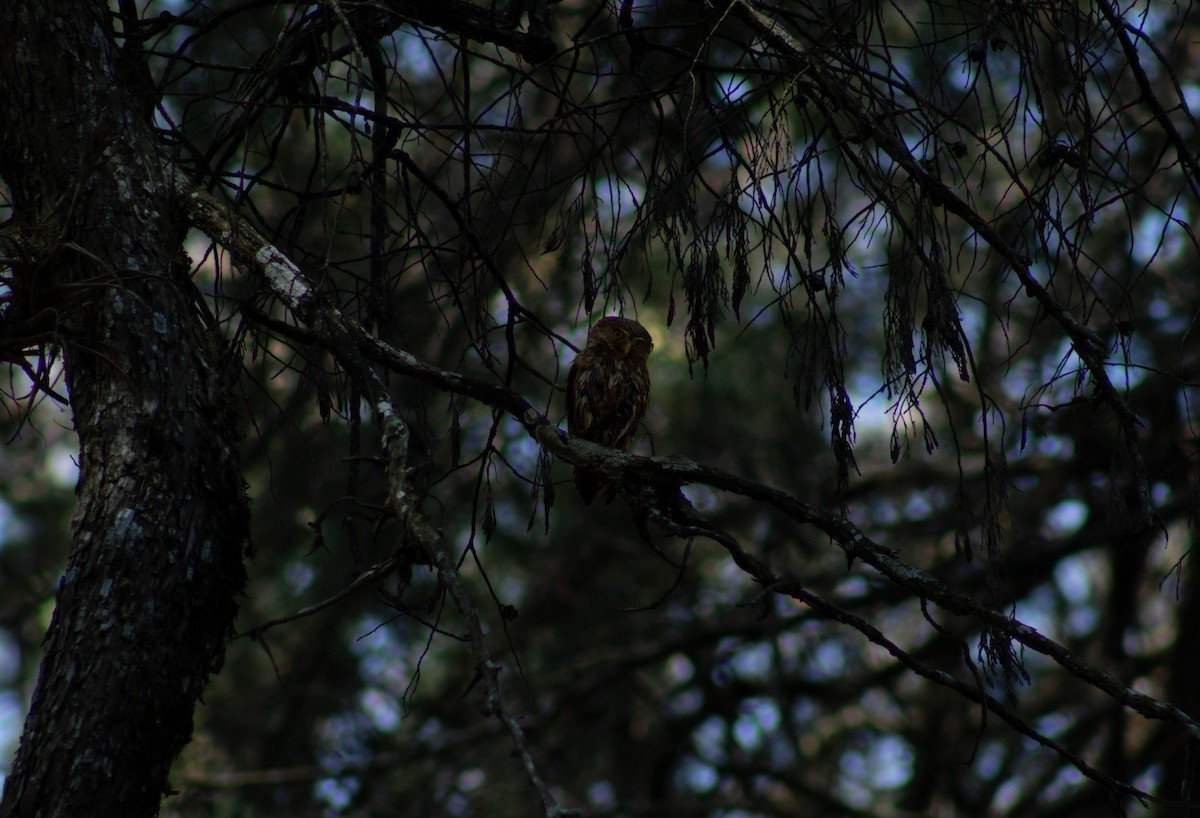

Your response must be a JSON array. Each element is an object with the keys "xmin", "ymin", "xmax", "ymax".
[
  {"xmin": 177, "ymin": 175, "xmax": 577, "ymax": 818},
  {"xmin": 730, "ymin": 0, "xmax": 1156, "ymax": 534},
  {"xmin": 1096, "ymin": 0, "xmax": 1200, "ymax": 202},
  {"xmin": 175, "ymin": 175, "xmax": 1200, "ymax": 806}
]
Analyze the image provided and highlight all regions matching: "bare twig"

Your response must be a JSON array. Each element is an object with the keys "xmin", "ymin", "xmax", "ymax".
[{"xmin": 239, "ymin": 555, "xmax": 400, "ymax": 640}]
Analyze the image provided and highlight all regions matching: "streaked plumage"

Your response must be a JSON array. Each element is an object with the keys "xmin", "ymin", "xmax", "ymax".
[{"xmin": 566, "ymin": 316, "xmax": 653, "ymax": 504}]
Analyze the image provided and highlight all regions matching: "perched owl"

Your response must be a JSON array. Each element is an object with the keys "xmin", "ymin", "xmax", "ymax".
[{"xmin": 566, "ymin": 316, "xmax": 654, "ymax": 504}]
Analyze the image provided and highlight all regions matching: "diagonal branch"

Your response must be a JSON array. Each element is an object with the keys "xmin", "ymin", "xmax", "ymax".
[
  {"xmin": 784, "ymin": 584, "xmax": 1154, "ymax": 807},
  {"xmin": 175, "ymin": 176, "xmax": 1200, "ymax": 751},
  {"xmin": 730, "ymin": 0, "xmax": 1155, "ymax": 535},
  {"xmin": 176, "ymin": 175, "xmax": 578, "ymax": 818},
  {"xmin": 1096, "ymin": 0, "xmax": 1200, "ymax": 202},
  {"xmin": 374, "ymin": 0, "xmax": 557, "ymax": 63}
]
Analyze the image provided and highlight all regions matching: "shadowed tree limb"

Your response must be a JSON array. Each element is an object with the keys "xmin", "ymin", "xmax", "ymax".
[
  {"xmin": 176, "ymin": 175, "xmax": 578, "ymax": 818},
  {"xmin": 176, "ymin": 178, "xmax": 1200, "ymax": 771},
  {"xmin": 730, "ymin": 0, "xmax": 1156, "ymax": 537}
]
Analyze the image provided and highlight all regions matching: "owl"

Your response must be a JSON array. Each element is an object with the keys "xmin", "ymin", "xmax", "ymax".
[{"xmin": 566, "ymin": 316, "xmax": 654, "ymax": 504}]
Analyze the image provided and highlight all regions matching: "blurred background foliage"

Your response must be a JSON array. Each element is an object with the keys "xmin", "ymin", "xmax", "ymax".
[{"xmin": 2, "ymin": 0, "xmax": 1200, "ymax": 815}]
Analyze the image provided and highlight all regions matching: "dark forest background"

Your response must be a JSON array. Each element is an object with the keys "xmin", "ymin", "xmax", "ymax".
[{"xmin": 2, "ymin": 1, "xmax": 1200, "ymax": 816}]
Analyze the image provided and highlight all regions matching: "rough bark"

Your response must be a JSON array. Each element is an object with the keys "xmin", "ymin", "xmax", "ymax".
[{"xmin": 0, "ymin": 3, "xmax": 249, "ymax": 817}]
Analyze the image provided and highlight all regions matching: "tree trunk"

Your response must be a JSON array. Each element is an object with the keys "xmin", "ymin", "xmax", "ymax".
[{"xmin": 0, "ymin": 3, "xmax": 249, "ymax": 817}]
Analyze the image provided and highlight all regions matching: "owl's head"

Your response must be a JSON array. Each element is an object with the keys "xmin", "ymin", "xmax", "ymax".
[{"xmin": 588, "ymin": 316, "xmax": 654, "ymax": 361}]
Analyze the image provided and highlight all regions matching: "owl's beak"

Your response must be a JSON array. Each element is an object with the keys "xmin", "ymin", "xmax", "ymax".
[{"xmin": 619, "ymin": 339, "xmax": 632, "ymax": 358}]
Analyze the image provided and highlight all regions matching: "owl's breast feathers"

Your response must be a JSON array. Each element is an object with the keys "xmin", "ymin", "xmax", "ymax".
[{"xmin": 566, "ymin": 352, "xmax": 648, "ymax": 449}]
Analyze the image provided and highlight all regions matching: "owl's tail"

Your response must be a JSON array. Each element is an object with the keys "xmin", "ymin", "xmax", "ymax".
[
  {"xmin": 574, "ymin": 467, "xmax": 600, "ymax": 505},
  {"xmin": 574, "ymin": 468, "xmax": 621, "ymax": 505}
]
